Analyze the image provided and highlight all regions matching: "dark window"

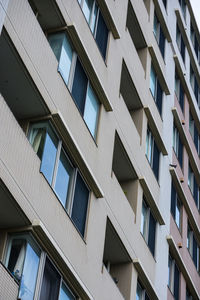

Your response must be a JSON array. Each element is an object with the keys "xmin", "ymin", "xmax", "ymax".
[
  {"xmin": 78, "ymin": 0, "xmax": 108, "ymax": 60},
  {"xmin": 150, "ymin": 64, "xmax": 163, "ymax": 115},
  {"xmin": 173, "ymin": 125, "xmax": 183, "ymax": 168},
  {"xmin": 72, "ymin": 58, "xmax": 88, "ymax": 114},
  {"xmin": 176, "ymin": 25, "xmax": 185, "ymax": 62},
  {"xmin": 39, "ymin": 258, "xmax": 60, "ymax": 300},
  {"xmin": 71, "ymin": 172, "xmax": 89, "ymax": 236},
  {"xmin": 141, "ymin": 200, "xmax": 157, "ymax": 256},
  {"xmin": 95, "ymin": 10, "xmax": 108, "ymax": 59},
  {"xmin": 146, "ymin": 127, "xmax": 160, "ymax": 180},
  {"xmin": 153, "ymin": 14, "xmax": 165, "ymax": 58},
  {"xmin": 175, "ymin": 72, "xmax": 184, "ymax": 111},
  {"xmin": 171, "ymin": 183, "xmax": 181, "ymax": 229}
]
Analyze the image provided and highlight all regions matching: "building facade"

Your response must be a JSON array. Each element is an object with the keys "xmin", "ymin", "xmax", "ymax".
[{"xmin": 0, "ymin": 0, "xmax": 199, "ymax": 299}]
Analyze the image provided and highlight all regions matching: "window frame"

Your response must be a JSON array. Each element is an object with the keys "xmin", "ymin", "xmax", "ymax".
[
  {"xmin": 28, "ymin": 120, "xmax": 90, "ymax": 238},
  {"xmin": 168, "ymin": 255, "xmax": 180, "ymax": 300},
  {"xmin": 153, "ymin": 13, "xmax": 165, "ymax": 58},
  {"xmin": 48, "ymin": 31, "xmax": 100, "ymax": 140},
  {"xmin": 77, "ymin": 0, "xmax": 109, "ymax": 60},
  {"xmin": 171, "ymin": 183, "xmax": 182, "ymax": 231},
  {"xmin": 187, "ymin": 223, "xmax": 200, "ymax": 273},
  {"xmin": 4, "ymin": 233, "xmax": 77, "ymax": 300},
  {"xmin": 173, "ymin": 124, "xmax": 183, "ymax": 168},
  {"xmin": 136, "ymin": 281, "xmax": 150, "ymax": 300},
  {"xmin": 176, "ymin": 25, "xmax": 185, "ymax": 63},
  {"xmin": 141, "ymin": 199, "xmax": 157, "ymax": 256},
  {"xmin": 146, "ymin": 126, "xmax": 160, "ymax": 180},
  {"xmin": 150, "ymin": 64, "xmax": 163, "ymax": 115}
]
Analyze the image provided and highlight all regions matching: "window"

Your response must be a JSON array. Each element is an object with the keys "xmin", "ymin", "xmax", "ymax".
[
  {"xmin": 189, "ymin": 112, "xmax": 200, "ymax": 156},
  {"xmin": 141, "ymin": 199, "xmax": 156, "ymax": 256},
  {"xmin": 178, "ymin": 0, "xmax": 186, "ymax": 19},
  {"xmin": 175, "ymin": 71, "xmax": 184, "ymax": 111},
  {"xmin": 190, "ymin": 65, "xmax": 200, "ymax": 107},
  {"xmin": 77, "ymin": 0, "xmax": 108, "ymax": 59},
  {"xmin": 48, "ymin": 32, "xmax": 100, "ymax": 139},
  {"xmin": 188, "ymin": 164, "xmax": 200, "ymax": 210},
  {"xmin": 146, "ymin": 127, "xmax": 160, "ymax": 180},
  {"xmin": 150, "ymin": 64, "xmax": 163, "ymax": 114},
  {"xmin": 171, "ymin": 183, "xmax": 182, "ymax": 230},
  {"xmin": 190, "ymin": 23, "xmax": 200, "ymax": 65},
  {"xmin": 176, "ymin": 25, "xmax": 185, "ymax": 62},
  {"xmin": 5, "ymin": 234, "xmax": 76, "ymax": 300},
  {"xmin": 168, "ymin": 255, "xmax": 180, "ymax": 300},
  {"xmin": 153, "ymin": 14, "xmax": 165, "ymax": 58},
  {"xmin": 136, "ymin": 281, "xmax": 150, "ymax": 300},
  {"xmin": 187, "ymin": 223, "xmax": 200, "ymax": 272},
  {"xmin": 173, "ymin": 125, "xmax": 183, "ymax": 168},
  {"xmin": 29, "ymin": 121, "xmax": 90, "ymax": 237}
]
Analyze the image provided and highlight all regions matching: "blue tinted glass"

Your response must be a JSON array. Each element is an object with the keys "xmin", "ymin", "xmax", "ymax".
[
  {"xmin": 48, "ymin": 33, "xmax": 64, "ymax": 61},
  {"xmin": 19, "ymin": 243, "xmax": 40, "ymax": 300},
  {"xmin": 40, "ymin": 130, "xmax": 58, "ymax": 185},
  {"xmin": 84, "ymin": 84, "xmax": 99, "ymax": 137},
  {"xmin": 150, "ymin": 66, "xmax": 156, "ymax": 97},
  {"xmin": 58, "ymin": 34, "xmax": 73, "ymax": 85},
  {"xmin": 59, "ymin": 283, "xmax": 75, "ymax": 300},
  {"xmin": 54, "ymin": 150, "xmax": 74, "ymax": 207},
  {"xmin": 82, "ymin": 0, "xmax": 93, "ymax": 23}
]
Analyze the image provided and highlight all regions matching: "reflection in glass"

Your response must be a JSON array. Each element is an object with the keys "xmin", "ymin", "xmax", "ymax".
[
  {"xmin": 19, "ymin": 244, "xmax": 40, "ymax": 300},
  {"xmin": 84, "ymin": 84, "xmax": 99, "ymax": 137},
  {"xmin": 54, "ymin": 150, "xmax": 73, "ymax": 207},
  {"xmin": 59, "ymin": 283, "xmax": 75, "ymax": 300},
  {"xmin": 40, "ymin": 131, "xmax": 58, "ymax": 185}
]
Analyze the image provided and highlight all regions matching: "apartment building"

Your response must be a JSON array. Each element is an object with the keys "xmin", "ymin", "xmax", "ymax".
[{"xmin": 0, "ymin": 0, "xmax": 199, "ymax": 299}]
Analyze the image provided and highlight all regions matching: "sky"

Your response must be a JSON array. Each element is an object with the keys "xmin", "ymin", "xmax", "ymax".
[{"xmin": 190, "ymin": 0, "xmax": 200, "ymax": 31}]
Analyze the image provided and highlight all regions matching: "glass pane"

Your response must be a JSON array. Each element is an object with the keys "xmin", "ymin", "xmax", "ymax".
[
  {"xmin": 58, "ymin": 34, "xmax": 73, "ymax": 86},
  {"xmin": 90, "ymin": 4, "xmax": 98, "ymax": 33},
  {"xmin": 7, "ymin": 239, "xmax": 26, "ymax": 281},
  {"xmin": 175, "ymin": 198, "xmax": 181, "ymax": 229},
  {"xmin": 29, "ymin": 127, "xmax": 46, "ymax": 160},
  {"xmin": 150, "ymin": 65, "xmax": 156, "ymax": 98},
  {"xmin": 72, "ymin": 58, "xmax": 88, "ymax": 115},
  {"xmin": 82, "ymin": 0, "xmax": 93, "ymax": 23},
  {"xmin": 83, "ymin": 84, "xmax": 99, "ymax": 138},
  {"xmin": 95, "ymin": 10, "xmax": 108, "ymax": 59},
  {"xmin": 39, "ymin": 258, "xmax": 60, "ymax": 300},
  {"xmin": 48, "ymin": 33, "xmax": 64, "ymax": 61},
  {"xmin": 40, "ymin": 128, "xmax": 58, "ymax": 185},
  {"xmin": 136, "ymin": 282, "xmax": 143, "ymax": 300},
  {"xmin": 168, "ymin": 255, "xmax": 172, "ymax": 287},
  {"xmin": 19, "ymin": 243, "xmax": 40, "ymax": 300},
  {"xmin": 54, "ymin": 150, "xmax": 74, "ymax": 207},
  {"xmin": 141, "ymin": 201, "xmax": 148, "ymax": 239},
  {"xmin": 71, "ymin": 172, "xmax": 89, "ymax": 236},
  {"xmin": 59, "ymin": 283, "xmax": 75, "ymax": 300}
]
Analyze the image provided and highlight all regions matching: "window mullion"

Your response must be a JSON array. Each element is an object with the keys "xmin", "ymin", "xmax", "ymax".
[{"xmin": 52, "ymin": 140, "xmax": 62, "ymax": 189}]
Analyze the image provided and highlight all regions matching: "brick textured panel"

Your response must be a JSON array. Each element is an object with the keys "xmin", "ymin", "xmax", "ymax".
[{"xmin": 0, "ymin": 263, "xmax": 18, "ymax": 300}]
